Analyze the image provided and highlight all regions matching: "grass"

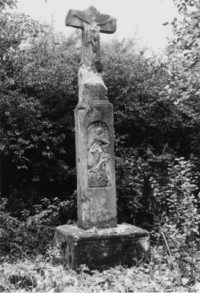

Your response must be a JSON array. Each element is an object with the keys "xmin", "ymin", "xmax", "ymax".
[{"xmin": 1, "ymin": 250, "xmax": 200, "ymax": 293}]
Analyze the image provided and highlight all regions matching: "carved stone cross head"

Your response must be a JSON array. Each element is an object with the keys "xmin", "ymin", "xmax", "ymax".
[
  {"xmin": 65, "ymin": 6, "xmax": 116, "ymax": 70},
  {"xmin": 65, "ymin": 6, "xmax": 116, "ymax": 34}
]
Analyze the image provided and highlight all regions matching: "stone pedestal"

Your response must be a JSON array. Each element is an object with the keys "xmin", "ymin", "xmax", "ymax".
[{"xmin": 54, "ymin": 223, "xmax": 150, "ymax": 270}]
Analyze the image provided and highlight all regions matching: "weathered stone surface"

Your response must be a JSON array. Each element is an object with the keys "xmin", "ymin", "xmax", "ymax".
[
  {"xmin": 78, "ymin": 69, "xmax": 107, "ymax": 103},
  {"xmin": 75, "ymin": 98, "xmax": 117, "ymax": 229},
  {"xmin": 54, "ymin": 223, "xmax": 150, "ymax": 270},
  {"xmin": 66, "ymin": 7, "xmax": 116, "ymax": 71},
  {"xmin": 65, "ymin": 6, "xmax": 116, "ymax": 34}
]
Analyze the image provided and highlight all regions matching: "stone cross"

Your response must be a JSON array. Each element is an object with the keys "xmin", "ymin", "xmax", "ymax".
[
  {"xmin": 65, "ymin": 7, "xmax": 117, "ymax": 229},
  {"xmin": 65, "ymin": 6, "xmax": 116, "ymax": 71},
  {"xmin": 54, "ymin": 7, "xmax": 150, "ymax": 270}
]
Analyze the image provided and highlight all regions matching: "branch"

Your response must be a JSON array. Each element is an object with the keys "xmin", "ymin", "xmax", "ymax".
[
  {"xmin": 13, "ymin": 243, "xmax": 32, "ymax": 260},
  {"xmin": 160, "ymin": 229, "xmax": 175, "ymax": 269}
]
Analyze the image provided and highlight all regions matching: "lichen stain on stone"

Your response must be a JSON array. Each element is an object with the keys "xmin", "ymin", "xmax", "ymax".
[
  {"xmin": 79, "ymin": 64, "xmax": 106, "ymax": 87},
  {"xmin": 81, "ymin": 192, "xmax": 90, "ymax": 202},
  {"xmin": 78, "ymin": 65, "xmax": 107, "ymax": 102},
  {"xmin": 81, "ymin": 201, "xmax": 89, "ymax": 223}
]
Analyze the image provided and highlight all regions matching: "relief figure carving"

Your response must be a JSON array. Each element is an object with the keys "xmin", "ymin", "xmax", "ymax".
[
  {"xmin": 87, "ymin": 122, "xmax": 112, "ymax": 188},
  {"xmin": 83, "ymin": 21, "xmax": 100, "ymax": 53}
]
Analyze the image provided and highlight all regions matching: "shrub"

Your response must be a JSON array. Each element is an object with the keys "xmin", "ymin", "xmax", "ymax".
[{"xmin": 0, "ymin": 195, "xmax": 77, "ymax": 261}]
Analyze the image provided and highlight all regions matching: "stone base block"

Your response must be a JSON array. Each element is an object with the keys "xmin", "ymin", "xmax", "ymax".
[{"xmin": 54, "ymin": 223, "xmax": 150, "ymax": 270}]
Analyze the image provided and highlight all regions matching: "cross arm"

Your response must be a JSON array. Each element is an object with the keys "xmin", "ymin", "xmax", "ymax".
[
  {"xmin": 65, "ymin": 7, "xmax": 117, "ymax": 34},
  {"xmin": 65, "ymin": 9, "xmax": 86, "ymax": 30},
  {"xmin": 97, "ymin": 16, "xmax": 116, "ymax": 34}
]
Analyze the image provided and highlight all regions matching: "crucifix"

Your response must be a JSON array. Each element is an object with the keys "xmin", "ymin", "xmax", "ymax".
[{"xmin": 65, "ymin": 6, "xmax": 116, "ymax": 72}]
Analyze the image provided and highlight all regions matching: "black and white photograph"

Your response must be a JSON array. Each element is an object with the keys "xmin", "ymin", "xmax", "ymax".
[{"xmin": 0, "ymin": 0, "xmax": 200, "ymax": 292}]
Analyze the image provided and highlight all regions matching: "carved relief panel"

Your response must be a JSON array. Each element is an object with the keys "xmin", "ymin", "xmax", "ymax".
[{"xmin": 87, "ymin": 121, "xmax": 112, "ymax": 188}]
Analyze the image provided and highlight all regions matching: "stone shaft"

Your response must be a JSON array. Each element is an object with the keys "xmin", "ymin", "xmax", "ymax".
[{"xmin": 75, "ymin": 85, "xmax": 117, "ymax": 229}]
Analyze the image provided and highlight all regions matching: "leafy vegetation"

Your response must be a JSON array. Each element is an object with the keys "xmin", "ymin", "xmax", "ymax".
[
  {"xmin": 1, "ymin": 259, "xmax": 200, "ymax": 292},
  {"xmin": 0, "ymin": 0, "xmax": 200, "ymax": 291}
]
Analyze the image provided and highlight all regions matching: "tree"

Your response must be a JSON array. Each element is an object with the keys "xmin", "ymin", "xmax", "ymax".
[
  {"xmin": 170, "ymin": 0, "xmax": 200, "ymax": 66},
  {"xmin": 161, "ymin": 0, "xmax": 200, "ymax": 105}
]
